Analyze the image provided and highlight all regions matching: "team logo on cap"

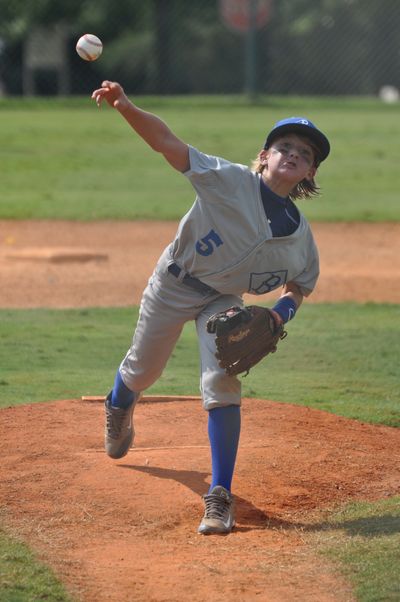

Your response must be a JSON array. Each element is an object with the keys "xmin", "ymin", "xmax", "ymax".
[{"xmin": 297, "ymin": 119, "xmax": 309, "ymax": 125}]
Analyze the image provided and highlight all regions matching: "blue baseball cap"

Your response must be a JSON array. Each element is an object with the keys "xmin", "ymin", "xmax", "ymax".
[{"xmin": 264, "ymin": 117, "xmax": 330, "ymax": 162}]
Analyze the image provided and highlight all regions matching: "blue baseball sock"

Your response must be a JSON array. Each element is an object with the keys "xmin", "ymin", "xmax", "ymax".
[
  {"xmin": 208, "ymin": 405, "xmax": 241, "ymax": 493},
  {"xmin": 111, "ymin": 371, "xmax": 136, "ymax": 408}
]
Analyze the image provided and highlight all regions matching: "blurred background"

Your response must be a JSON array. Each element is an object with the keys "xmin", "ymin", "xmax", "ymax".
[{"xmin": 0, "ymin": 0, "xmax": 398, "ymax": 100}]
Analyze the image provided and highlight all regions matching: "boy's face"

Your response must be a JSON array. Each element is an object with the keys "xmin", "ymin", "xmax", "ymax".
[{"xmin": 260, "ymin": 133, "xmax": 317, "ymax": 185}]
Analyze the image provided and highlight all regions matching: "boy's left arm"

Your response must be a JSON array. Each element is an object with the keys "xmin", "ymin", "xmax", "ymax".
[{"xmin": 271, "ymin": 282, "xmax": 304, "ymax": 325}]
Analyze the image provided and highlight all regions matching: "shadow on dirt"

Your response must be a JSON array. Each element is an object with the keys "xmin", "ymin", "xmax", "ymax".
[
  {"xmin": 119, "ymin": 464, "xmax": 400, "ymax": 537},
  {"xmin": 120, "ymin": 463, "xmax": 310, "ymax": 533}
]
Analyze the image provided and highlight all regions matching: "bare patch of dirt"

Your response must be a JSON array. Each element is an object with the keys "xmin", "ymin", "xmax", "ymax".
[
  {"xmin": 0, "ymin": 220, "xmax": 399, "ymax": 308},
  {"xmin": 1, "ymin": 220, "xmax": 399, "ymax": 601}
]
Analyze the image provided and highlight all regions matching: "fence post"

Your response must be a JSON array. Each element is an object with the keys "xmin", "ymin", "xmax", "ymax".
[{"xmin": 244, "ymin": 0, "xmax": 258, "ymax": 101}]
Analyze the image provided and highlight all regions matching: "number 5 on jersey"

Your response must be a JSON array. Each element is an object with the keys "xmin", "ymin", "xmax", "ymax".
[{"xmin": 195, "ymin": 229, "xmax": 224, "ymax": 257}]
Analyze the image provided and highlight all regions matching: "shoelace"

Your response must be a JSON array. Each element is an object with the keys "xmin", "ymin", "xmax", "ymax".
[
  {"xmin": 203, "ymin": 492, "xmax": 231, "ymax": 520},
  {"xmin": 105, "ymin": 406, "xmax": 129, "ymax": 439}
]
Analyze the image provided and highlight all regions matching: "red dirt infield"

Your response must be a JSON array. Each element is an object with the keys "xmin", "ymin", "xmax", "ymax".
[{"xmin": 1, "ymin": 220, "xmax": 399, "ymax": 601}]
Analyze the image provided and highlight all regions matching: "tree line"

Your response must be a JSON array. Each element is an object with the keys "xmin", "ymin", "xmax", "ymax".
[{"xmin": 0, "ymin": 0, "xmax": 398, "ymax": 96}]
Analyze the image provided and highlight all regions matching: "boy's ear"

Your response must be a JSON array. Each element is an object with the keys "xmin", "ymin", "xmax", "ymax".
[
  {"xmin": 259, "ymin": 149, "xmax": 269, "ymax": 164},
  {"xmin": 306, "ymin": 165, "xmax": 317, "ymax": 181}
]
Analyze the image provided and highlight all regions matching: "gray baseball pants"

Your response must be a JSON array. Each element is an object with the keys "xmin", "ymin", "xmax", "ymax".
[{"xmin": 119, "ymin": 265, "xmax": 243, "ymax": 410}]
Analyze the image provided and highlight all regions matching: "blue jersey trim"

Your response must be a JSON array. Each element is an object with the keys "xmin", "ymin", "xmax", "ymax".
[{"xmin": 260, "ymin": 179, "xmax": 300, "ymax": 237}]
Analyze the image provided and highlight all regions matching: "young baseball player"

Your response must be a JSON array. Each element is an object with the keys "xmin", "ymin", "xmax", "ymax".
[{"xmin": 91, "ymin": 81, "xmax": 330, "ymax": 535}]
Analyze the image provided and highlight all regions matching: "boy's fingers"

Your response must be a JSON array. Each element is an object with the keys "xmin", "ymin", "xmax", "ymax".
[
  {"xmin": 91, "ymin": 90, "xmax": 104, "ymax": 107},
  {"xmin": 92, "ymin": 88, "xmax": 105, "ymax": 97},
  {"xmin": 92, "ymin": 82, "xmax": 119, "ymax": 107}
]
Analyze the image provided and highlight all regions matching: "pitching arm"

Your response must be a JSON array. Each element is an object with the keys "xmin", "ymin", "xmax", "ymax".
[{"xmin": 91, "ymin": 81, "xmax": 190, "ymax": 173}]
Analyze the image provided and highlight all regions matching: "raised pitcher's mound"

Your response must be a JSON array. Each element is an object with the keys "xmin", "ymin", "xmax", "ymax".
[{"xmin": 1, "ymin": 397, "xmax": 398, "ymax": 602}]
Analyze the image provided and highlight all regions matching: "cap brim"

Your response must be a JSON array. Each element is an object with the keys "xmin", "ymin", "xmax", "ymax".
[{"xmin": 265, "ymin": 124, "xmax": 330, "ymax": 162}]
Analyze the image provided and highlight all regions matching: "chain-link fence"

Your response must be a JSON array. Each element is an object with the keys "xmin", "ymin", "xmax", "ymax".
[{"xmin": 0, "ymin": 0, "xmax": 398, "ymax": 99}]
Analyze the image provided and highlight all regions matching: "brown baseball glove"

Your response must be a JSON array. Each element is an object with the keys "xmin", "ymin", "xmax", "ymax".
[{"xmin": 206, "ymin": 305, "xmax": 287, "ymax": 376}]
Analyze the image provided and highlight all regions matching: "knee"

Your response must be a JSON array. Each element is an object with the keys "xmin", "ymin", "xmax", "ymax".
[
  {"xmin": 119, "ymin": 361, "xmax": 163, "ymax": 393},
  {"xmin": 201, "ymin": 368, "xmax": 241, "ymax": 411}
]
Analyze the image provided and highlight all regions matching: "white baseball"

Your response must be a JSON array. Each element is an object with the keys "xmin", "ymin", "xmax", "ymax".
[{"xmin": 76, "ymin": 34, "xmax": 103, "ymax": 61}]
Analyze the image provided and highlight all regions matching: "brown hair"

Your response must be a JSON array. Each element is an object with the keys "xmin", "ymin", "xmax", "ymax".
[{"xmin": 252, "ymin": 136, "xmax": 322, "ymax": 200}]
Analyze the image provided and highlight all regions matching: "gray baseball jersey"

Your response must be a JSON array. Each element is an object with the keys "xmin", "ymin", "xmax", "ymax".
[
  {"xmin": 120, "ymin": 146, "xmax": 319, "ymax": 410},
  {"xmin": 157, "ymin": 145, "xmax": 319, "ymax": 297}
]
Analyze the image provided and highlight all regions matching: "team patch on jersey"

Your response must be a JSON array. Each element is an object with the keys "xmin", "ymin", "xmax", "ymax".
[{"xmin": 248, "ymin": 270, "xmax": 288, "ymax": 295}]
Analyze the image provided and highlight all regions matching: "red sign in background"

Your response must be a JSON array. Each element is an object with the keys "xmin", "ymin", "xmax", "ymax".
[{"xmin": 220, "ymin": 0, "xmax": 272, "ymax": 33}]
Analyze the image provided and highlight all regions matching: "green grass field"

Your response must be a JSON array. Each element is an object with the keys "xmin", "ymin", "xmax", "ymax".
[
  {"xmin": 310, "ymin": 497, "xmax": 400, "ymax": 602},
  {"xmin": 0, "ymin": 95, "xmax": 399, "ymax": 222},
  {"xmin": 0, "ymin": 528, "xmax": 73, "ymax": 602},
  {"xmin": 1, "ymin": 303, "xmax": 399, "ymax": 426},
  {"xmin": 0, "ymin": 95, "xmax": 399, "ymax": 601}
]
